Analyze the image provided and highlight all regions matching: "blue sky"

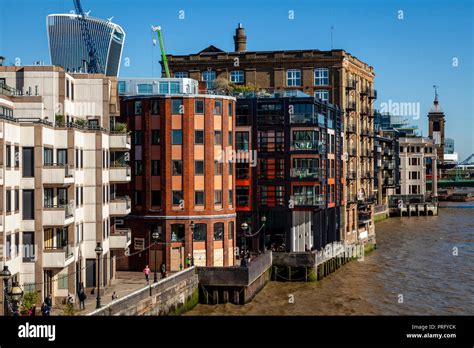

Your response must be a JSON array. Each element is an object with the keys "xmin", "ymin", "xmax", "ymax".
[{"xmin": 0, "ymin": 0, "xmax": 472, "ymax": 160}]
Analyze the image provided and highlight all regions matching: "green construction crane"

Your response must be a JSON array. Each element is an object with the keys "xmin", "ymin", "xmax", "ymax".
[{"xmin": 151, "ymin": 25, "xmax": 170, "ymax": 78}]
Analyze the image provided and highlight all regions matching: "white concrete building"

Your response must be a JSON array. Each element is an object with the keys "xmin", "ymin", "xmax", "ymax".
[
  {"xmin": 398, "ymin": 137, "xmax": 438, "ymax": 196},
  {"xmin": 0, "ymin": 65, "xmax": 130, "ymax": 310}
]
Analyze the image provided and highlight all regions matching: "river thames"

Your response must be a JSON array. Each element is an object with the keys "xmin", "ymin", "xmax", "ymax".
[{"xmin": 188, "ymin": 203, "xmax": 474, "ymax": 315}]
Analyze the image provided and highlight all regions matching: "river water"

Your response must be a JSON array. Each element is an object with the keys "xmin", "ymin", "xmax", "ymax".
[{"xmin": 188, "ymin": 203, "xmax": 474, "ymax": 315}]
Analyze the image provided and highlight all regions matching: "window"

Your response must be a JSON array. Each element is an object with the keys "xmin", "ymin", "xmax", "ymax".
[
  {"xmin": 151, "ymin": 130, "xmax": 160, "ymax": 144},
  {"xmin": 214, "ymin": 190, "xmax": 222, "ymax": 204},
  {"xmin": 172, "ymin": 99, "xmax": 182, "ymax": 114},
  {"xmin": 175, "ymin": 72, "xmax": 188, "ymax": 78},
  {"xmin": 151, "ymin": 191, "xmax": 161, "ymax": 206},
  {"xmin": 134, "ymin": 131, "xmax": 143, "ymax": 145},
  {"xmin": 151, "ymin": 100, "xmax": 159, "ymax": 115},
  {"xmin": 287, "ymin": 69, "xmax": 301, "ymax": 86},
  {"xmin": 195, "ymin": 160, "xmax": 204, "ymax": 175},
  {"xmin": 171, "ymin": 224, "xmax": 185, "ymax": 242},
  {"xmin": 229, "ymin": 222, "xmax": 235, "ymax": 240},
  {"xmin": 228, "ymin": 161, "xmax": 233, "ymax": 175},
  {"xmin": 57, "ymin": 149, "xmax": 67, "ymax": 165},
  {"xmin": 314, "ymin": 90, "xmax": 329, "ymax": 102},
  {"xmin": 15, "ymin": 189, "xmax": 19, "ymax": 211},
  {"xmin": 172, "ymin": 160, "xmax": 183, "ymax": 175},
  {"xmin": 22, "ymin": 190, "xmax": 34, "ymax": 220},
  {"xmin": 228, "ymin": 131, "xmax": 233, "ymax": 145},
  {"xmin": 58, "ymin": 272, "xmax": 68, "ymax": 290},
  {"xmin": 134, "ymin": 160, "xmax": 143, "ymax": 176},
  {"xmin": 44, "ymin": 148, "xmax": 53, "ymax": 165},
  {"xmin": 195, "ymin": 100, "xmax": 204, "ymax": 114},
  {"xmin": 23, "ymin": 232, "xmax": 35, "ymax": 262},
  {"xmin": 14, "ymin": 146, "xmax": 19, "ymax": 168},
  {"xmin": 195, "ymin": 130, "xmax": 204, "ymax": 144},
  {"xmin": 6, "ymin": 189, "xmax": 11, "ymax": 213},
  {"xmin": 214, "ymin": 100, "xmax": 222, "ymax": 115},
  {"xmin": 229, "ymin": 189, "xmax": 233, "ymax": 205},
  {"xmin": 6, "ymin": 235, "xmax": 11, "ymax": 259},
  {"xmin": 137, "ymin": 84, "xmax": 153, "ymax": 94},
  {"xmin": 230, "ymin": 70, "xmax": 244, "ymax": 83},
  {"xmin": 170, "ymin": 82, "xmax": 180, "ymax": 94},
  {"xmin": 213, "ymin": 223, "xmax": 224, "ymax": 240},
  {"xmin": 134, "ymin": 190, "xmax": 142, "ymax": 205},
  {"xmin": 214, "ymin": 161, "xmax": 223, "ymax": 175},
  {"xmin": 6, "ymin": 144, "xmax": 11, "ymax": 167},
  {"xmin": 236, "ymin": 132, "xmax": 249, "ymax": 150},
  {"xmin": 58, "ymin": 188, "xmax": 67, "ymax": 206},
  {"xmin": 228, "ymin": 102, "xmax": 233, "ymax": 116},
  {"xmin": 195, "ymin": 191, "xmax": 205, "ymax": 205},
  {"xmin": 159, "ymin": 81, "xmax": 170, "ymax": 93},
  {"xmin": 214, "ymin": 131, "xmax": 222, "ymax": 145},
  {"xmin": 172, "ymin": 191, "xmax": 183, "ymax": 205},
  {"xmin": 118, "ymin": 81, "xmax": 126, "ymax": 94},
  {"xmin": 202, "ymin": 70, "xmax": 216, "ymax": 90},
  {"xmin": 314, "ymin": 68, "xmax": 329, "ymax": 85},
  {"xmin": 134, "ymin": 101, "xmax": 142, "ymax": 115},
  {"xmin": 151, "ymin": 160, "xmax": 161, "ymax": 176},
  {"xmin": 193, "ymin": 223, "xmax": 207, "ymax": 241},
  {"xmin": 22, "ymin": 147, "xmax": 35, "ymax": 177},
  {"xmin": 172, "ymin": 130, "xmax": 183, "ymax": 144}
]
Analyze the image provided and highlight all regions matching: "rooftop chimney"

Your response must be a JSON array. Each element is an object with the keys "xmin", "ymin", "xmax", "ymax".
[{"xmin": 234, "ymin": 23, "xmax": 247, "ymax": 52}]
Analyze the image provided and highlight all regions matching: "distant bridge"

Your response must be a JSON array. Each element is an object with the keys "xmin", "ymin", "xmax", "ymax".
[{"xmin": 427, "ymin": 179, "xmax": 474, "ymax": 189}]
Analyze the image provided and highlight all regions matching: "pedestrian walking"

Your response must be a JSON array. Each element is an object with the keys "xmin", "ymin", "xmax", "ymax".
[
  {"xmin": 77, "ymin": 285, "xmax": 87, "ymax": 310},
  {"xmin": 66, "ymin": 293, "xmax": 74, "ymax": 306},
  {"xmin": 185, "ymin": 254, "xmax": 192, "ymax": 268},
  {"xmin": 111, "ymin": 292, "xmax": 118, "ymax": 300},
  {"xmin": 40, "ymin": 302, "xmax": 50, "ymax": 316},
  {"xmin": 143, "ymin": 265, "xmax": 151, "ymax": 283},
  {"xmin": 44, "ymin": 294, "xmax": 53, "ymax": 313},
  {"xmin": 160, "ymin": 263, "xmax": 167, "ymax": 278}
]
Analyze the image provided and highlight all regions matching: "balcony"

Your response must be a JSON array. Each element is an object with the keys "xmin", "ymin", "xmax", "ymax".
[
  {"xmin": 360, "ymin": 149, "xmax": 372, "ymax": 157},
  {"xmin": 291, "ymin": 194, "xmax": 324, "ymax": 207},
  {"xmin": 384, "ymin": 177, "xmax": 396, "ymax": 187},
  {"xmin": 42, "ymin": 245, "xmax": 74, "ymax": 268},
  {"xmin": 361, "ymin": 128, "xmax": 374, "ymax": 137},
  {"xmin": 290, "ymin": 141, "xmax": 325, "ymax": 153},
  {"xmin": 236, "ymin": 195, "xmax": 250, "ymax": 207},
  {"xmin": 110, "ymin": 165, "xmax": 131, "ymax": 183},
  {"xmin": 346, "ymin": 123, "xmax": 357, "ymax": 133},
  {"xmin": 383, "ymin": 162, "xmax": 395, "ymax": 170},
  {"xmin": 110, "ymin": 228, "xmax": 132, "ymax": 249},
  {"xmin": 347, "ymin": 170, "xmax": 357, "ymax": 180},
  {"xmin": 346, "ymin": 79, "xmax": 357, "ymax": 90},
  {"xmin": 290, "ymin": 168, "xmax": 321, "ymax": 179},
  {"xmin": 109, "ymin": 196, "xmax": 131, "ymax": 216},
  {"xmin": 360, "ymin": 106, "xmax": 370, "ymax": 116},
  {"xmin": 109, "ymin": 132, "xmax": 131, "ymax": 151},
  {"xmin": 42, "ymin": 164, "xmax": 74, "ymax": 186},
  {"xmin": 346, "ymin": 101, "xmax": 357, "ymax": 111},
  {"xmin": 383, "ymin": 148, "xmax": 394, "ymax": 157},
  {"xmin": 348, "ymin": 147, "xmax": 357, "ymax": 156},
  {"xmin": 290, "ymin": 113, "xmax": 317, "ymax": 125},
  {"xmin": 43, "ymin": 205, "xmax": 74, "ymax": 226},
  {"xmin": 369, "ymin": 89, "xmax": 377, "ymax": 100}
]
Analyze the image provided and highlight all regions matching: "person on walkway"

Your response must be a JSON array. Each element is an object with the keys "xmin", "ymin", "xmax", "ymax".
[
  {"xmin": 77, "ymin": 285, "xmax": 87, "ymax": 310},
  {"xmin": 160, "ymin": 263, "xmax": 167, "ymax": 278},
  {"xmin": 40, "ymin": 302, "xmax": 50, "ymax": 316},
  {"xmin": 66, "ymin": 293, "xmax": 74, "ymax": 306},
  {"xmin": 143, "ymin": 265, "xmax": 151, "ymax": 284},
  {"xmin": 44, "ymin": 294, "xmax": 53, "ymax": 313},
  {"xmin": 111, "ymin": 292, "xmax": 118, "ymax": 300},
  {"xmin": 185, "ymin": 254, "xmax": 192, "ymax": 268}
]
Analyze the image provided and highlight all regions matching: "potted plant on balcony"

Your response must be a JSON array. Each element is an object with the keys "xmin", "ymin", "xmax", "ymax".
[
  {"xmin": 55, "ymin": 114, "xmax": 65, "ymax": 127},
  {"xmin": 74, "ymin": 118, "xmax": 87, "ymax": 128},
  {"xmin": 113, "ymin": 122, "xmax": 128, "ymax": 134}
]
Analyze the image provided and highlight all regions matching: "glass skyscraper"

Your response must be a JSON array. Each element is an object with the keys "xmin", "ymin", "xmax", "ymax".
[{"xmin": 47, "ymin": 14, "xmax": 125, "ymax": 76}]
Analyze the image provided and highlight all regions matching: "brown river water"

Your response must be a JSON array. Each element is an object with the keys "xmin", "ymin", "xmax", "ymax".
[{"xmin": 188, "ymin": 204, "xmax": 474, "ymax": 315}]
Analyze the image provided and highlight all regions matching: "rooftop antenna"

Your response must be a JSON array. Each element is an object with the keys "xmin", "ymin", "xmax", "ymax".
[{"xmin": 330, "ymin": 25, "xmax": 334, "ymax": 50}]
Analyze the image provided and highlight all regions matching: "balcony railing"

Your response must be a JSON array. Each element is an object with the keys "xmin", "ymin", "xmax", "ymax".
[
  {"xmin": 383, "ymin": 148, "xmax": 394, "ymax": 156},
  {"xmin": 42, "ymin": 244, "xmax": 74, "ymax": 268},
  {"xmin": 236, "ymin": 195, "xmax": 250, "ymax": 206},
  {"xmin": 290, "ymin": 194, "xmax": 325, "ymax": 207},
  {"xmin": 290, "ymin": 168, "xmax": 321, "ymax": 179},
  {"xmin": 346, "ymin": 101, "xmax": 357, "ymax": 111},
  {"xmin": 0, "ymin": 83, "xmax": 22, "ymax": 97},
  {"xmin": 348, "ymin": 147, "xmax": 357, "ymax": 156},
  {"xmin": 383, "ymin": 162, "xmax": 395, "ymax": 170},
  {"xmin": 347, "ymin": 170, "xmax": 357, "ymax": 180},
  {"xmin": 346, "ymin": 123, "xmax": 357, "ymax": 133},
  {"xmin": 290, "ymin": 113, "xmax": 317, "ymax": 124},
  {"xmin": 369, "ymin": 89, "xmax": 377, "ymax": 99},
  {"xmin": 290, "ymin": 141, "xmax": 325, "ymax": 153},
  {"xmin": 346, "ymin": 79, "xmax": 357, "ymax": 90}
]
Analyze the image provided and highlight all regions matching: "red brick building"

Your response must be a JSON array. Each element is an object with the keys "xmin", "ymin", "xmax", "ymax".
[{"xmin": 116, "ymin": 78, "xmax": 236, "ymax": 272}]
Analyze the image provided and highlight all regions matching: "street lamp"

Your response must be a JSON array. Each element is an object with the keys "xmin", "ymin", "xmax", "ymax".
[
  {"xmin": 241, "ymin": 222, "xmax": 249, "ymax": 256},
  {"xmin": 94, "ymin": 242, "xmax": 103, "ymax": 309},
  {"xmin": 190, "ymin": 222, "xmax": 195, "ymax": 266},
  {"xmin": 7, "ymin": 282, "xmax": 23, "ymax": 316},
  {"xmin": 261, "ymin": 215, "xmax": 267, "ymax": 253},
  {"xmin": 152, "ymin": 230, "xmax": 160, "ymax": 282},
  {"xmin": 0, "ymin": 266, "xmax": 11, "ymax": 316},
  {"xmin": 0, "ymin": 56, "xmax": 5, "ymax": 67}
]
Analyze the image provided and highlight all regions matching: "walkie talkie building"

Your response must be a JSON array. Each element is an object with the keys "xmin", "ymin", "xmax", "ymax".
[{"xmin": 47, "ymin": 14, "xmax": 126, "ymax": 76}]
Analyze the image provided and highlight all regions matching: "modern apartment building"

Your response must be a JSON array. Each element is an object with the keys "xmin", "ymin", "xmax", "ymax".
[
  {"xmin": 398, "ymin": 137, "xmax": 438, "ymax": 196},
  {"xmin": 47, "ymin": 14, "xmax": 126, "ymax": 76},
  {"xmin": 0, "ymin": 65, "xmax": 130, "ymax": 312},
  {"xmin": 235, "ymin": 94, "xmax": 344, "ymax": 252},
  {"xmin": 117, "ymin": 78, "xmax": 236, "ymax": 272},
  {"xmin": 374, "ymin": 129, "xmax": 400, "ymax": 206},
  {"xmin": 166, "ymin": 24, "xmax": 376, "ymax": 245}
]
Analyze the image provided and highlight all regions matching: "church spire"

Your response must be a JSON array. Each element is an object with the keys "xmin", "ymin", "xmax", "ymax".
[{"xmin": 433, "ymin": 85, "xmax": 439, "ymax": 112}]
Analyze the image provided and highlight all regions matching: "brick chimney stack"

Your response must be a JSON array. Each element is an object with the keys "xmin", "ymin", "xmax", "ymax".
[{"xmin": 234, "ymin": 23, "xmax": 247, "ymax": 52}]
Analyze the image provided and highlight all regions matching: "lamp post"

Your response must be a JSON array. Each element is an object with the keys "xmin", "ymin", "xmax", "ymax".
[
  {"xmin": 0, "ymin": 266, "xmax": 11, "ymax": 316},
  {"xmin": 0, "ymin": 56, "xmax": 5, "ymax": 67},
  {"xmin": 7, "ymin": 282, "xmax": 23, "ymax": 316},
  {"xmin": 152, "ymin": 230, "xmax": 160, "ymax": 282},
  {"xmin": 190, "ymin": 222, "xmax": 195, "ymax": 266},
  {"xmin": 241, "ymin": 222, "xmax": 248, "ymax": 256},
  {"xmin": 94, "ymin": 242, "xmax": 103, "ymax": 309},
  {"xmin": 261, "ymin": 215, "xmax": 267, "ymax": 253}
]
